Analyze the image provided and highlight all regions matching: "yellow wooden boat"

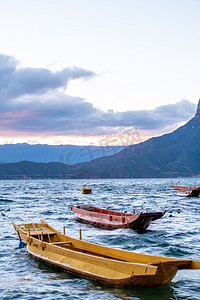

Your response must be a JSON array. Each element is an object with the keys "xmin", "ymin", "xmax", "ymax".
[{"xmin": 12, "ymin": 220, "xmax": 200, "ymax": 288}]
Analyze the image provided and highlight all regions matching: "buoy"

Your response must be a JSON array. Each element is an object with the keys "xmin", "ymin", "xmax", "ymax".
[{"xmin": 82, "ymin": 188, "xmax": 92, "ymax": 194}]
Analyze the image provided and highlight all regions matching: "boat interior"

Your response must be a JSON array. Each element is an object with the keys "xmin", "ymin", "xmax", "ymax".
[
  {"xmin": 75, "ymin": 205, "xmax": 133, "ymax": 216},
  {"xmin": 18, "ymin": 222, "xmax": 133, "ymax": 261}
]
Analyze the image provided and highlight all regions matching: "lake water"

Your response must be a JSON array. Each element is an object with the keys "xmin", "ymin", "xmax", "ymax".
[{"xmin": 0, "ymin": 178, "xmax": 199, "ymax": 300}]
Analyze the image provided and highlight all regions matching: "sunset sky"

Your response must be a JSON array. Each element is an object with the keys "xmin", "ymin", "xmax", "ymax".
[{"xmin": 0, "ymin": 0, "xmax": 199, "ymax": 145}]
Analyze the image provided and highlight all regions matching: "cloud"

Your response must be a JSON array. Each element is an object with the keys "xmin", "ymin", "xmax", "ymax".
[
  {"xmin": 110, "ymin": 100, "xmax": 196, "ymax": 130},
  {"xmin": 0, "ymin": 54, "xmax": 95, "ymax": 101},
  {"xmin": 0, "ymin": 54, "xmax": 197, "ymax": 139}
]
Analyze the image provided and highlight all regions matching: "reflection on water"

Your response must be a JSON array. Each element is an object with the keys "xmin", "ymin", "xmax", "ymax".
[{"xmin": 0, "ymin": 178, "xmax": 199, "ymax": 300}]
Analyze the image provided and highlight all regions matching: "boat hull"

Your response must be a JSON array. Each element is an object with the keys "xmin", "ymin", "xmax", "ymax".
[
  {"xmin": 28, "ymin": 248, "xmax": 178, "ymax": 287},
  {"xmin": 173, "ymin": 186, "xmax": 200, "ymax": 197},
  {"xmin": 71, "ymin": 206, "xmax": 166, "ymax": 230}
]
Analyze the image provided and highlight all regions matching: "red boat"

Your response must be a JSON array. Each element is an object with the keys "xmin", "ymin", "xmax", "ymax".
[
  {"xmin": 173, "ymin": 186, "xmax": 200, "ymax": 197},
  {"xmin": 71, "ymin": 205, "xmax": 166, "ymax": 230}
]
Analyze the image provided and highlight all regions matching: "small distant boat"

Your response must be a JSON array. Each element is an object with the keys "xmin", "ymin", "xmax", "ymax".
[
  {"xmin": 173, "ymin": 186, "xmax": 200, "ymax": 197},
  {"xmin": 12, "ymin": 220, "xmax": 200, "ymax": 288},
  {"xmin": 82, "ymin": 188, "xmax": 92, "ymax": 194},
  {"xmin": 71, "ymin": 205, "xmax": 166, "ymax": 230}
]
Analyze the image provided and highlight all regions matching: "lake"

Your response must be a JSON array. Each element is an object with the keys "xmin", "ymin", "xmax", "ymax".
[{"xmin": 0, "ymin": 178, "xmax": 199, "ymax": 300}]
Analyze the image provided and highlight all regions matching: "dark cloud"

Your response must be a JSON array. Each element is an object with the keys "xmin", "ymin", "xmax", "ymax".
[
  {"xmin": 0, "ymin": 54, "xmax": 196, "ymax": 138},
  {"xmin": 110, "ymin": 100, "xmax": 196, "ymax": 130},
  {"xmin": 0, "ymin": 54, "xmax": 95, "ymax": 100},
  {"xmin": 0, "ymin": 93, "xmax": 196, "ymax": 136}
]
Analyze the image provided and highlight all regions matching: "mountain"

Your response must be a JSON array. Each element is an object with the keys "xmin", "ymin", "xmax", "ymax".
[
  {"xmin": 0, "ymin": 100, "xmax": 200, "ymax": 179},
  {"xmin": 70, "ymin": 99, "xmax": 200, "ymax": 178},
  {"xmin": 0, "ymin": 161, "xmax": 74, "ymax": 179},
  {"xmin": 0, "ymin": 143, "xmax": 124, "ymax": 164}
]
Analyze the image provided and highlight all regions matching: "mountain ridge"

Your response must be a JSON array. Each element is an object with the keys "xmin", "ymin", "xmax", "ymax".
[
  {"xmin": 0, "ymin": 143, "xmax": 124, "ymax": 164},
  {"xmin": 70, "ymin": 99, "xmax": 200, "ymax": 178},
  {"xmin": 0, "ymin": 100, "xmax": 200, "ymax": 179}
]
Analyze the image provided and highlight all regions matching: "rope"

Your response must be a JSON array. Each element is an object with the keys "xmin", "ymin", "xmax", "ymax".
[
  {"xmin": 160, "ymin": 262, "xmax": 178, "ymax": 300},
  {"xmin": 31, "ymin": 223, "xmax": 41, "ymax": 240},
  {"xmin": 31, "ymin": 223, "xmax": 51, "ymax": 243},
  {"xmin": 37, "ymin": 223, "xmax": 51, "ymax": 243}
]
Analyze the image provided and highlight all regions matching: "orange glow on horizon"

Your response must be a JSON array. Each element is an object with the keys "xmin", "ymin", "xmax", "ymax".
[
  {"xmin": 0, "ymin": 128, "xmax": 148, "ymax": 146},
  {"xmin": 0, "ymin": 124, "xmax": 180, "ymax": 146}
]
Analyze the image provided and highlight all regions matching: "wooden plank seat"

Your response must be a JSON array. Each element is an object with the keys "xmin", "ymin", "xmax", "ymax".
[
  {"xmin": 50, "ymin": 241, "xmax": 72, "ymax": 245},
  {"xmin": 22, "ymin": 226, "xmax": 56, "ymax": 235}
]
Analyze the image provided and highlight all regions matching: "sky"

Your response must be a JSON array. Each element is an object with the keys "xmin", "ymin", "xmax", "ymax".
[{"xmin": 0, "ymin": 0, "xmax": 199, "ymax": 146}]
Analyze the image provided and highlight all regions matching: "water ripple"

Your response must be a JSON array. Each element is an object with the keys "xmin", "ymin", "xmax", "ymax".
[{"xmin": 0, "ymin": 178, "xmax": 199, "ymax": 299}]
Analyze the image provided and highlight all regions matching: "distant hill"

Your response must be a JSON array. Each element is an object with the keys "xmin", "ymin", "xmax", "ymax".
[
  {"xmin": 0, "ymin": 161, "xmax": 74, "ymax": 179},
  {"xmin": 0, "ymin": 143, "xmax": 124, "ymax": 164},
  {"xmin": 1, "ymin": 100, "xmax": 200, "ymax": 179}
]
